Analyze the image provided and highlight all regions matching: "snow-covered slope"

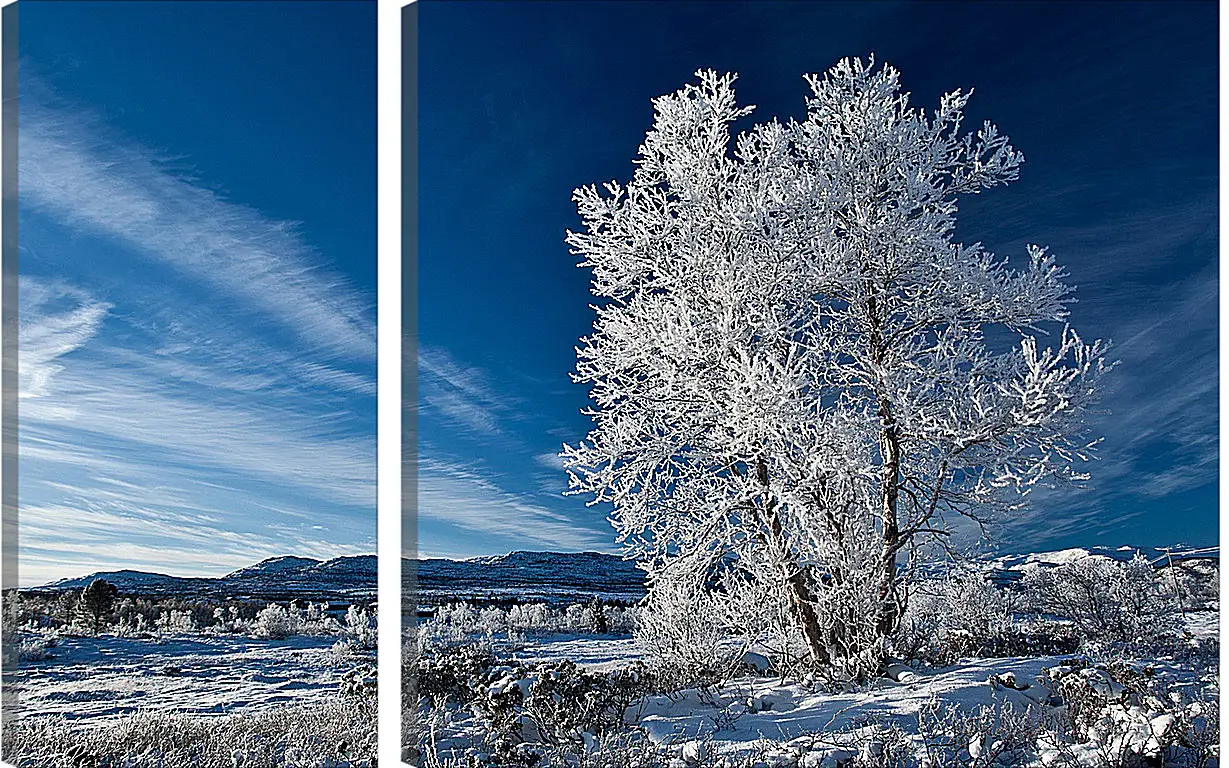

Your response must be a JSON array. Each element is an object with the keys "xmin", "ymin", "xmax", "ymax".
[
  {"xmin": 224, "ymin": 555, "xmax": 322, "ymax": 580},
  {"xmin": 40, "ymin": 569, "xmax": 216, "ymax": 594},
  {"xmin": 984, "ymin": 544, "xmax": 1218, "ymax": 584}
]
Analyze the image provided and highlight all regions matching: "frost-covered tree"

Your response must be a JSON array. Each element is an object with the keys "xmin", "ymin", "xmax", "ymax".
[{"xmin": 564, "ymin": 58, "xmax": 1108, "ymax": 679}]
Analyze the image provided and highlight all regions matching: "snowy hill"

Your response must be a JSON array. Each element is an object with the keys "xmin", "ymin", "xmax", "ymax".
[
  {"xmin": 984, "ymin": 544, "xmax": 1218, "ymax": 584},
  {"xmin": 40, "ymin": 569, "xmax": 216, "ymax": 594},
  {"xmin": 224, "ymin": 555, "xmax": 322, "ymax": 579}
]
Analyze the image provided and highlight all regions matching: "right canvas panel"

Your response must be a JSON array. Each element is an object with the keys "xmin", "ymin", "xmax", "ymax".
[{"xmin": 405, "ymin": 2, "xmax": 1219, "ymax": 764}]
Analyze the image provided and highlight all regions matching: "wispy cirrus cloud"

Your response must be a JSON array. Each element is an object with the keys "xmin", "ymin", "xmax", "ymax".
[
  {"xmin": 17, "ymin": 80, "xmax": 376, "ymax": 585},
  {"xmin": 18, "ymin": 280, "xmax": 111, "ymax": 401},
  {"xmin": 417, "ymin": 453, "xmax": 611, "ymax": 555},
  {"xmin": 19, "ymin": 94, "xmax": 375, "ymax": 362},
  {"xmin": 534, "ymin": 451, "xmax": 567, "ymax": 472},
  {"xmin": 413, "ymin": 345, "xmax": 608, "ymax": 558},
  {"xmin": 20, "ymin": 278, "xmax": 375, "ymax": 507},
  {"xmin": 418, "ymin": 346, "xmax": 519, "ymax": 437}
]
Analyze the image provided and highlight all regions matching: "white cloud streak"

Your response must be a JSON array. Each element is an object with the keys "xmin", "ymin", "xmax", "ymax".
[
  {"xmin": 14, "ymin": 81, "xmax": 378, "ymax": 583},
  {"xmin": 18, "ymin": 281, "xmax": 111, "ymax": 401},
  {"xmin": 417, "ymin": 456, "xmax": 611, "ymax": 552},
  {"xmin": 19, "ymin": 100, "xmax": 375, "ymax": 361},
  {"xmin": 418, "ymin": 346, "xmax": 517, "ymax": 437}
]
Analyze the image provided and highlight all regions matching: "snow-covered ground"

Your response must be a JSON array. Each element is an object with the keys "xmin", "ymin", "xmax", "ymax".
[
  {"xmin": 1183, "ymin": 608, "xmax": 1219, "ymax": 640},
  {"xmin": 508, "ymin": 635, "xmax": 644, "ymax": 672},
  {"xmin": 484, "ymin": 635, "xmax": 1064, "ymax": 743},
  {"xmin": 635, "ymin": 656, "xmax": 1062, "ymax": 746},
  {"xmin": 13, "ymin": 632, "xmax": 367, "ymax": 721},
  {"xmin": 415, "ymin": 601, "xmax": 1219, "ymax": 766}
]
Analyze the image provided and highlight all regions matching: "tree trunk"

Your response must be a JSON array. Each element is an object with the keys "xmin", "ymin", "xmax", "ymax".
[
  {"xmin": 865, "ymin": 290, "xmax": 904, "ymax": 645},
  {"xmin": 876, "ymin": 409, "xmax": 903, "ymax": 640},
  {"xmin": 755, "ymin": 456, "xmax": 831, "ymax": 668}
]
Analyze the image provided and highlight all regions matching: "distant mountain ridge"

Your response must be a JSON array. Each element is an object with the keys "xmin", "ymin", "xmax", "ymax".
[
  {"xmin": 35, "ymin": 554, "xmax": 379, "ymax": 601},
  {"xmin": 30, "ymin": 550, "xmax": 642, "ymax": 605},
  {"xmin": 30, "ymin": 546, "xmax": 1216, "ymax": 605},
  {"xmin": 411, "ymin": 550, "xmax": 644, "ymax": 606}
]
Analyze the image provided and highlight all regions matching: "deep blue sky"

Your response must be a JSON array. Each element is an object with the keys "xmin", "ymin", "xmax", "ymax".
[
  {"xmin": 417, "ymin": 0, "xmax": 1217, "ymax": 558},
  {"xmin": 19, "ymin": 1, "xmax": 376, "ymax": 584}
]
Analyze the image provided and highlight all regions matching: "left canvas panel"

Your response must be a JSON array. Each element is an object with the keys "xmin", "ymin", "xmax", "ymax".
[{"xmin": 1, "ymin": 2, "xmax": 378, "ymax": 764}]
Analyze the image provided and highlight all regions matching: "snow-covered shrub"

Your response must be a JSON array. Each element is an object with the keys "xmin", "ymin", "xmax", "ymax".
[
  {"xmin": 979, "ymin": 619, "xmax": 1083, "ymax": 660},
  {"xmin": 425, "ymin": 603, "xmax": 481, "ymax": 644},
  {"xmin": 1158, "ymin": 558, "xmax": 1220, "ymax": 613},
  {"xmin": 476, "ymin": 660, "xmax": 638, "ymax": 747},
  {"xmin": 1175, "ymin": 693, "xmax": 1220, "ymax": 768},
  {"xmin": 562, "ymin": 602, "xmax": 587, "ymax": 632},
  {"xmin": 634, "ymin": 570, "xmax": 758, "ymax": 687},
  {"xmin": 428, "ymin": 654, "xmax": 655, "ymax": 763},
  {"xmin": 111, "ymin": 612, "xmax": 151, "ymax": 638},
  {"xmin": 16, "ymin": 630, "xmax": 59, "ymax": 663},
  {"xmin": 330, "ymin": 606, "xmax": 378, "ymax": 662},
  {"xmin": 1021, "ymin": 554, "xmax": 1176, "ymax": 644},
  {"xmin": 806, "ymin": 697, "xmax": 1047, "ymax": 768},
  {"xmin": 422, "ymin": 600, "xmax": 639, "ymax": 647},
  {"xmin": 155, "ymin": 608, "xmax": 197, "ymax": 635},
  {"xmin": 205, "ymin": 605, "xmax": 240, "ymax": 634},
  {"xmin": 338, "ymin": 663, "xmax": 377, "ymax": 701},
  {"xmin": 895, "ymin": 569, "xmax": 1014, "ymax": 664},
  {"xmin": 1041, "ymin": 657, "xmax": 1219, "ymax": 767},
  {"xmin": 416, "ymin": 642, "xmax": 498, "ymax": 705},
  {"xmin": 604, "ymin": 604, "xmax": 639, "ymax": 634},
  {"xmin": 508, "ymin": 602, "xmax": 552, "ymax": 632},
  {"xmin": 2, "ymin": 591, "xmax": 21, "ymax": 652},
  {"xmin": 345, "ymin": 605, "xmax": 377, "ymax": 649},
  {"xmin": 253, "ymin": 603, "xmax": 302, "ymax": 640}
]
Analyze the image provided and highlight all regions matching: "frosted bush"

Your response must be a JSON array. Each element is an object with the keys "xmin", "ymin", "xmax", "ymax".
[
  {"xmin": 563, "ymin": 603, "xmax": 587, "ymax": 632},
  {"xmin": 415, "ymin": 647, "xmax": 655, "ymax": 765},
  {"xmin": 1042, "ymin": 659, "xmax": 1219, "ymax": 766},
  {"xmin": 799, "ymin": 697, "xmax": 1048, "ymax": 768},
  {"xmin": 17, "ymin": 632, "xmax": 58, "ymax": 663},
  {"xmin": 508, "ymin": 603, "xmax": 551, "ymax": 631},
  {"xmin": 894, "ymin": 568, "xmax": 1015, "ymax": 664},
  {"xmin": 634, "ymin": 572, "xmax": 756, "ymax": 686},
  {"xmin": 477, "ymin": 606, "xmax": 507, "ymax": 637},
  {"xmin": 421, "ymin": 601, "xmax": 639, "ymax": 648},
  {"xmin": 328, "ymin": 604, "xmax": 378, "ymax": 661},
  {"xmin": 156, "ymin": 609, "xmax": 197, "ymax": 635},
  {"xmin": 111, "ymin": 613, "xmax": 150, "ymax": 637},
  {"xmin": 330, "ymin": 607, "xmax": 377, "ymax": 662},
  {"xmin": 205, "ymin": 605, "xmax": 240, "ymax": 634},
  {"xmin": 253, "ymin": 603, "xmax": 302, "ymax": 640},
  {"xmin": 1021, "ymin": 554, "xmax": 1177, "ymax": 644},
  {"xmin": 1159, "ymin": 558, "xmax": 1219, "ymax": 613}
]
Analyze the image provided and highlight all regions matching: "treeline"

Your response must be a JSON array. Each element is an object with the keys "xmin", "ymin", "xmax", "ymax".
[{"xmin": 5, "ymin": 578, "xmax": 375, "ymax": 641}]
